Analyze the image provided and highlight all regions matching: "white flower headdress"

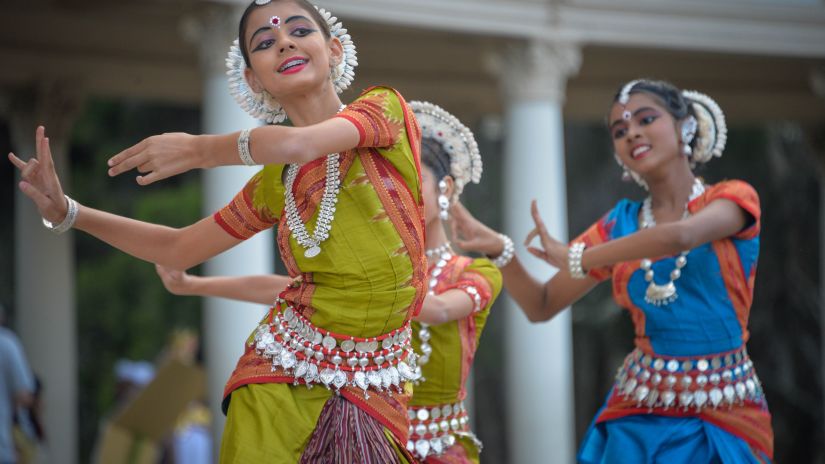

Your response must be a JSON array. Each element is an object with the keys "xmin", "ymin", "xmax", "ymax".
[
  {"xmin": 682, "ymin": 90, "xmax": 727, "ymax": 165},
  {"xmin": 226, "ymin": 3, "xmax": 358, "ymax": 124},
  {"xmin": 411, "ymin": 100, "xmax": 482, "ymax": 201}
]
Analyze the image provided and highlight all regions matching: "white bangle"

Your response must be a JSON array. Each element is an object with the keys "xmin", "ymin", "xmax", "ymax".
[
  {"xmin": 237, "ymin": 128, "xmax": 256, "ymax": 166},
  {"xmin": 490, "ymin": 233, "xmax": 515, "ymax": 268},
  {"xmin": 568, "ymin": 242, "xmax": 587, "ymax": 279},
  {"xmin": 42, "ymin": 195, "xmax": 78, "ymax": 234}
]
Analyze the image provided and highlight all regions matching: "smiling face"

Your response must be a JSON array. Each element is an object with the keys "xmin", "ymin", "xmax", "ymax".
[
  {"xmin": 241, "ymin": 1, "xmax": 343, "ymax": 99},
  {"xmin": 608, "ymin": 92, "xmax": 685, "ymax": 178}
]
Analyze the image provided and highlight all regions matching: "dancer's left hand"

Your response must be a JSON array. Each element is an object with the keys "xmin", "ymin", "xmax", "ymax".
[
  {"xmin": 155, "ymin": 264, "xmax": 194, "ymax": 295},
  {"xmin": 525, "ymin": 199, "xmax": 567, "ymax": 269},
  {"xmin": 107, "ymin": 132, "xmax": 200, "ymax": 185}
]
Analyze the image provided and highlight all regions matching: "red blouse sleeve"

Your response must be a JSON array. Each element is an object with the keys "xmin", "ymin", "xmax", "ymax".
[
  {"xmin": 691, "ymin": 180, "xmax": 761, "ymax": 240},
  {"xmin": 334, "ymin": 86, "xmax": 409, "ymax": 149},
  {"xmin": 213, "ymin": 169, "xmax": 280, "ymax": 240}
]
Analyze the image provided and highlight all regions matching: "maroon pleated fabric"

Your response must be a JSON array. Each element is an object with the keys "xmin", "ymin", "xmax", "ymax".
[{"xmin": 300, "ymin": 395, "xmax": 404, "ymax": 464}]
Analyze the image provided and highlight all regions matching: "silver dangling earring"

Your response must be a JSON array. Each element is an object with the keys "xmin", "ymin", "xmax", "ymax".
[
  {"xmin": 681, "ymin": 116, "xmax": 698, "ymax": 157},
  {"xmin": 438, "ymin": 179, "xmax": 450, "ymax": 221},
  {"xmin": 614, "ymin": 153, "xmax": 632, "ymax": 182},
  {"xmin": 621, "ymin": 167, "xmax": 633, "ymax": 182},
  {"xmin": 330, "ymin": 58, "xmax": 342, "ymax": 82}
]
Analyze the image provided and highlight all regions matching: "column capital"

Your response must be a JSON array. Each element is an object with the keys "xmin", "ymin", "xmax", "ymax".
[
  {"xmin": 5, "ymin": 79, "xmax": 85, "ymax": 144},
  {"xmin": 181, "ymin": 4, "xmax": 245, "ymax": 76},
  {"xmin": 6, "ymin": 79, "xmax": 85, "ymax": 171},
  {"xmin": 488, "ymin": 40, "xmax": 581, "ymax": 104}
]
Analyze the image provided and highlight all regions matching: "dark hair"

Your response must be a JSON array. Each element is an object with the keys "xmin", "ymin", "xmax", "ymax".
[
  {"xmin": 612, "ymin": 79, "xmax": 693, "ymax": 121},
  {"xmin": 420, "ymin": 137, "xmax": 452, "ymax": 182},
  {"xmin": 238, "ymin": 0, "xmax": 332, "ymax": 67}
]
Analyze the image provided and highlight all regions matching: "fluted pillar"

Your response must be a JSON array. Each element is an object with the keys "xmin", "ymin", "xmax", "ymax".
[
  {"xmin": 493, "ymin": 40, "xmax": 581, "ymax": 463},
  {"xmin": 186, "ymin": 5, "xmax": 274, "ymax": 455},
  {"xmin": 9, "ymin": 80, "xmax": 84, "ymax": 464}
]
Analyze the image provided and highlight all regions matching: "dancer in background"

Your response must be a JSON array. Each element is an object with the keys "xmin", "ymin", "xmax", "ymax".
[
  {"xmin": 10, "ymin": 1, "xmax": 426, "ymax": 461},
  {"xmin": 450, "ymin": 79, "xmax": 773, "ymax": 463},
  {"xmin": 156, "ymin": 100, "xmax": 504, "ymax": 463}
]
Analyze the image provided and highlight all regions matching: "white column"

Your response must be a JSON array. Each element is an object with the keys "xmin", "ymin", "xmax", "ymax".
[
  {"xmin": 9, "ymin": 81, "xmax": 83, "ymax": 464},
  {"xmin": 494, "ymin": 41, "xmax": 581, "ymax": 464},
  {"xmin": 186, "ymin": 6, "xmax": 274, "ymax": 453}
]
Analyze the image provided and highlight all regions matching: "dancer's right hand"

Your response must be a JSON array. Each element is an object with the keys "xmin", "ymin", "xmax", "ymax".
[
  {"xmin": 450, "ymin": 203, "xmax": 506, "ymax": 257},
  {"xmin": 8, "ymin": 126, "xmax": 70, "ymax": 225},
  {"xmin": 107, "ymin": 132, "xmax": 200, "ymax": 185},
  {"xmin": 155, "ymin": 264, "xmax": 194, "ymax": 295}
]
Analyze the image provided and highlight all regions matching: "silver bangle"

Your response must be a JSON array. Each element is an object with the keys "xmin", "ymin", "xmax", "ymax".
[
  {"xmin": 490, "ymin": 233, "xmax": 515, "ymax": 268},
  {"xmin": 42, "ymin": 195, "xmax": 78, "ymax": 234},
  {"xmin": 568, "ymin": 242, "xmax": 587, "ymax": 279},
  {"xmin": 237, "ymin": 128, "xmax": 256, "ymax": 166}
]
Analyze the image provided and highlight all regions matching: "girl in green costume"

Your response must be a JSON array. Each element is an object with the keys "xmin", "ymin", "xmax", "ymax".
[
  {"xmin": 11, "ymin": 0, "xmax": 428, "ymax": 461},
  {"xmin": 156, "ymin": 101, "xmax": 506, "ymax": 463}
]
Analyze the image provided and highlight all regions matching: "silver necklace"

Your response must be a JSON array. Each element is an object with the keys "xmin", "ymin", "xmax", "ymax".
[
  {"xmin": 417, "ymin": 244, "xmax": 454, "ymax": 367},
  {"xmin": 639, "ymin": 179, "xmax": 705, "ymax": 306},
  {"xmin": 284, "ymin": 104, "xmax": 345, "ymax": 258}
]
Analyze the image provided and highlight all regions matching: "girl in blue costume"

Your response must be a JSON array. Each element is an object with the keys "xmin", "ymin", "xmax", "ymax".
[{"xmin": 450, "ymin": 79, "xmax": 773, "ymax": 463}]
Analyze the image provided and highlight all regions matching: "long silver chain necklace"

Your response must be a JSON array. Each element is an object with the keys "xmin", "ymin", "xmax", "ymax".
[
  {"xmin": 639, "ymin": 179, "xmax": 705, "ymax": 306},
  {"xmin": 284, "ymin": 104, "xmax": 345, "ymax": 258},
  {"xmin": 417, "ymin": 243, "xmax": 454, "ymax": 367}
]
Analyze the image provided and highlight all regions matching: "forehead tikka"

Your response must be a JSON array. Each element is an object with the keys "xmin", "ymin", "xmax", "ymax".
[{"xmin": 269, "ymin": 15, "xmax": 281, "ymax": 28}]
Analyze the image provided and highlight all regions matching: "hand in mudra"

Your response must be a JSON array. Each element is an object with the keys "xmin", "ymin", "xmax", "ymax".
[
  {"xmin": 8, "ymin": 126, "xmax": 70, "ymax": 224},
  {"xmin": 524, "ymin": 199, "xmax": 568, "ymax": 269},
  {"xmin": 449, "ymin": 202, "xmax": 505, "ymax": 257},
  {"xmin": 107, "ymin": 132, "xmax": 199, "ymax": 185}
]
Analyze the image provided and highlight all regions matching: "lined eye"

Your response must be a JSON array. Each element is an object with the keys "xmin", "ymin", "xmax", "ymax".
[
  {"xmin": 253, "ymin": 39, "xmax": 275, "ymax": 51},
  {"xmin": 613, "ymin": 128, "xmax": 627, "ymax": 139},
  {"xmin": 640, "ymin": 115, "xmax": 657, "ymax": 125},
  {"xmin": 291, "ymin": 27, "xmax": 314, "ymax": 37}
]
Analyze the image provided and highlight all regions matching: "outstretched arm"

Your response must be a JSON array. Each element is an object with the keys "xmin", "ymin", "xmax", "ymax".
[
  {"xmin": 156, "ymin": 264, "xmax": 479, "ymax": 325},
  {"xmin": 155, "ymin": 265, "xmax": 291, "ymax": 305},
  {"xmin": 450, "ymin": 202, "xmax": 595, "ymax": 322},
  {"xmin": 450, "ymin": 198, "xmax": 748, "ymax": 323},
  {"xmin": 9, "ymin": 127, "xmax": 241, "ymax": 270},
  {"xmin": 416, "ymin": 290, "xmax": 477, "ymax": 325},
  {"xmin": 578, "ymin": 199, "xmax": 747, "ymax": 271},
  {"xmin": 106, "ymin": 117, "xmax": 360, "ymax": 185}
]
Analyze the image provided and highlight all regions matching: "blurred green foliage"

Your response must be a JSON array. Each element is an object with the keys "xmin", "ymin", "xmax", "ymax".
[{"xmin": 69, "ymin": 98, "xmax": 203, "ymax": 462}]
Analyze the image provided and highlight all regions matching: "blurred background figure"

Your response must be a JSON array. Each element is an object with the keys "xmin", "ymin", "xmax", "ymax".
[
  {"xmin": 0, "ymin": 304, "xmax": 35, "ymax": 464},
  {"xmin": 160, "ymin": 329, "xmax": 211, "ymax": 464},
  {"xmin": 113, "ymin": 360, "xmax": 156, "ymax": 408}
]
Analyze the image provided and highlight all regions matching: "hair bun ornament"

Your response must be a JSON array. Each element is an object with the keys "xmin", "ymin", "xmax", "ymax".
[
  {"xmin": 225, "ymin": 4, "xmax": 358, "ymax": 123},
  {"xmin": 410, "ymin": 100, "xmax": 482, "ymax": 200},
  {"xmin": 316, "ymin": 7, "xmax": 358, "ymax": 94},
  {"xmin": 682, "ymin": 90, "xmax": 727, "ymax": 165}
]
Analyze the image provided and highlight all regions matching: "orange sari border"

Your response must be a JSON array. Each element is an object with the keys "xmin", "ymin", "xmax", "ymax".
[
  {"xmin": 222, "ymin": 345, "xmax": 414, "ymax": 447},
  {"xmin": 596, "ymin": 395, "xmax": 774, "ymax": 459}
]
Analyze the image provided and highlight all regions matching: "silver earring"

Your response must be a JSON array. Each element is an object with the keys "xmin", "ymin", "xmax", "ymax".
[
  {"xmin": 681, "ymin": 116, "xmax": 698, "ymax": 157},
  {"xmin": 622, "ymin": 168, "xmax": 633, "ymax": 182},
  {"xmin": 438, "ymin": 180, "xmax": 450, "ymax": 220}
]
